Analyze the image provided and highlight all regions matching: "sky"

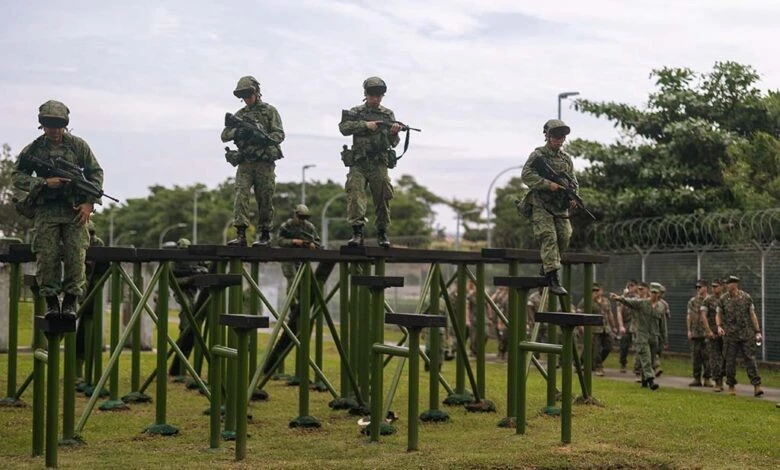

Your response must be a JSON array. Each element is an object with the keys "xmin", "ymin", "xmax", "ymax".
[{"xmin": 1, "ymin": 0, "xmax": 779, "ymax": 235}]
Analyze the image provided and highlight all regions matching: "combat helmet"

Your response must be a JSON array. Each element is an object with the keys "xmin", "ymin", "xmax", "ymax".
[
  {"xmin": 176, "ymin": 238, "xmax": 192, "ymax": 249},
  {"xmin": 363, "ymin": 76, "xmax": 387, "ymax": 95},
  {"xmin": 294, "ymin": 204, "xmax": 311, "ymax": 218},
  {"xmin": 543, "ymin": 119, "xmax": 570, "ymax": 138},
  {"xmin": 233, "ymin": 76, "xmax": 261, "ymax": 98},
  {"xmin": 38, "ymin": 100, "xmax": 70, "ymax": 128}
]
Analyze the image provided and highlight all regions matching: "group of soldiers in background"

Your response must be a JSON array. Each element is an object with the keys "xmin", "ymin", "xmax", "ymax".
[{"xmin": 687, "ymin": 276, "xmax": 764, "ymax": 397}]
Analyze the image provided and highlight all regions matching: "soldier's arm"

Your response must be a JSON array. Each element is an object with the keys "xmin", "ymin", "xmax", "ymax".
[
  {"xmin": 339, "ymin": 107, "xmax": 368, "ymax": 136},
  {"xmin": 264, "ymin": 105, "xmax": 285, "ymax": 145},
  {"xmin": 715, "ymin": 308, "xmax": 724, "ymax": 335},
  {"xmin": 220, "ymin": 126, "xmax": 235, "ymax": 142},
  {"xmin": 11, "ymin": 146, "xmax": 46, "ymax": 192},
  {"xmin": 521, "ymin": 152, "xmax": 554, "ymax": 191},
  {"xmin": 75, "ymin": 137, "xmax": 105, "ymax": 204},
  {"xmin": 699, "ymin": 305, "xmax": 712, "ymax": 336},
  {"xmin": 748, "ymin": 301, "xmax": 761, "ymax": 334},
  {"xmin": 387, "ymin": 110, "xmax": 401, "ymax": 147},
  {"xmin": 606, "ymin": 300, "xmax": 617, "ymax": 330},
  {"xmin": 277, "ymin": 223, "xmax": 296, "ymax": 248}
]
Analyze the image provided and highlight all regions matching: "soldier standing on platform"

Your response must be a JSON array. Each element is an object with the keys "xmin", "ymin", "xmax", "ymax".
[
  {"xmin": 687, "ymin": 280, "xmax": 711, "ymax": 386},
  {"xmin": 12, "ymin": 100, "xmax": 104, "ymax": 320},
  {"xmin": 716, "ymin": 276, "xmax": 763, "ymax": 397},
  {"xmin": 221, "ymin": 75, "xmax": 285, "ymax": 247},
  {"xmin": 339, "ymin": 76, "xmax": 402, "ymax": 248},
  {"xmin": 519, "ymin": 120, "xmax": 579, "ymax": 295}
]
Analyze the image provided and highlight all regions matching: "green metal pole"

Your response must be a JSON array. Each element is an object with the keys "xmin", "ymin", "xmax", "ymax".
[
  {"xmin": 428, "ymin": 265, "xmax": 441, "ymax": 407},
  {"xmin": 517, "ymin": 342, "xmax": 527, "ymax": 435},
  {"xmin": 145, "ymin": 261, "xmax": 177, "ymax": 435},
  {"xmin": 505, "ymin": 260, "xmax": 519, "ymax": 420},
  {"xmin": 62, "ymin": 325, "xmax": 77, "ymax": 442},
  {"xmin": 249, "ymin": 262, "xmax": 260, "ymax": 377},
  {"xmin": 475, "ymin": 263, "xmax": 486, "ymax": 398},
  {"xmin": 582, "ymin": 263, "xmax": 594, "ymax": 396},
  {"xmin": 224, "ymin": 259, "xmax": 242, "ymax": 438},
  {"xmin": 208, "ymin": 287, "xmax": 222, "ymax": 449},
  {"xmin": 32, "ymin": 296, "xmax": 45, "ymax": 456},
  {"xmin": 545, "ymin": 292, "xmax": 558, "ymax": 411},
  {"xmin": 92, "ymin": 281, "xmax": 104, "ymax": 395},
  {"xmin": 131, "ymin": 263, "xmax": 143, "ymax": 391},
  {"xmin": 358, "ymin": 262, "xmax": 371, "ymax": 404},
  {"xmin": 1, "ymin": 262, "xmax": 21, "ymax": 404},
  {"xmin": 561, "ymin": 326, "xmax": 574, "ymax": 444},
  {"xmin": 100, "ymin": 263, "xmax": 128, "ymax": 410},
  {"xmin": 235, "ymin": 330, "xmax": 249, "ymax": 460},
  {"xmin": 45, "ymin": 332, "xmax": 62, "ymax": 468},
  {"xmin": 408, "ymin": 328, "xmax": 421, "ymax": 451},
  {"xmin": 339, "ymin": 262, "xmax": 350, "ymax": 398},
  {"xmin": 291, "ymin": 263, "xmax": 318, "ymax": 427},
  {"xmin": 369, "ymin": 285, "xmax": 384, "ymax": 442},
  {"xmin": 455, "ymin": 264, "xmax": 466, "ymax": 394}
]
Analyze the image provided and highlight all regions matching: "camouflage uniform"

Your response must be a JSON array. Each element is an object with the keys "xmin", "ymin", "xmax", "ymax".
[
  {"xmin": 466, "ymin": 286, "xmax": 479, "ymax": 356},
  {"xmin": 278, "ymin": 212, "xmax": 321, "ymax": 292},
  {"xmin": 578, "ymin": 295, "xmax": 613, "ymax": 372},
  {"xmin": 652, "ymin": 296, "xmax": 670, "ymax": 371},
  {"xmin": 221, "ymin": 76, "xmax": 285, "ymax": 236},
  {"xmin": 527, "ymin": 289, "xmax": 547, "ymax": 343},
  {"xmin": 615, "ymin": 296, "xmax": 665, "ymax": 384},
  {"xmin": 617, "ymin": 292, "xmax": 637, "ymax": 370},
  {"xmin": 720, "ymin": 289, "xmax": 761, "ymax": 387},
  {"xmin": 12, "ymin": 101, "xmax": 103, "ymax": 305},
  {"xmin": 491, "ymin": 287, "xmax": 509, "ymax": 359},
  {"xmin": 339, "ymin": 101, "xmax": 399, "ymax": 235},
  {"xmin": 701, "ymin": 293, "xmax": 724, "ymax": 384},
  {"xmin": 687, "ymin": 294, "xmax": 710, "ymax": 382}
]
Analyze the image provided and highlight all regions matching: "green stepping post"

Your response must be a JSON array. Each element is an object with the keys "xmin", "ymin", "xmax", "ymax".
[
  {"xmin": 290, "ymin": 263, "xmax": 320, "ymax": 428},
  {"xmin": 100, "ymin": 263, "xmax": 129, "ymax": 411}
]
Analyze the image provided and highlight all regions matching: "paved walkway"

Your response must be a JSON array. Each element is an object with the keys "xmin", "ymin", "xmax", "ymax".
[{"xmin": 599, "ymin": 367, "xmax": 780, "ymax": 401}]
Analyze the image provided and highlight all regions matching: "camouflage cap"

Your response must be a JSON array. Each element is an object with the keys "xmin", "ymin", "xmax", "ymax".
[
  {"xmin": 543, "ymin": 119, "xmax": 570, "ymax": 138},
  {"xmin": 38, "ymin": 100, "xmax": 70, "ymax": 128},
  {"xmin": 695, "ymin": 279, "xmax": 707, "ymax": 288},
  {"xmin": 294, "ymin": 204, "xmax": 311, "ymax": 217},
  {"xmin": 649, "ymin": 283, "xmax": 661, "ymax": 293},
  {"xmin": 726, "ymin": 275, "xmax": 740, "ymax": 284},
  {"xmin": 363, "ymin": 76, "xmax": 387, "ymax": 95},
  {"xmin": 233, "ymin": 76, "xmax": 260, "ymax": 98},
  {"xmin": 176, "ymin": 238, "xmax": 191, "ymax": 249}
]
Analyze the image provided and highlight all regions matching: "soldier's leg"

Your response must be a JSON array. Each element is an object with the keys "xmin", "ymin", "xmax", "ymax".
[
  {"xmin": 366, "ymin": 165, "xmax": 393, "ymax": 232},
  {"xmin": 636, "ymin": 342, "xmax": 653, "ymax": 382},
  {"xmin": 32, "ymin": 220, "xmax": 63, "ymax": 297},
  {"xmin": 601, "ymin": 333, "xmax": 612, "ymax": 363},
  {"xmin": 700, "ymin": 339, "xmax": 711, "ymax": 379},
  {"xmin": 254, "ymin": 162, "xmax": 276, "ymax": 233},
  {"xmin": 345, "ymin": 167, "xmax": 369, "ymax": 227},
  {"xmin": 554, "ymin": 217, "xmax": 572, "ymax": 254},
  {"xmin": 723, "ymin": 339, "xmax": 738, "ymax": 387},
  {"xmin": 707, "ymin": 337, "xmax": 722, "ymax": 381},
  {"xmin": 592, "ymin": 333, "xmax": 604, "ymax": 370},
  {"xmin": 691, "ymin": 338, "xmax": 701, "ymax": 379},
  {"xmin": 531, "ymin": 209, "xmax": 559, "ymax": 273},
  {"xmin": 619, "ymin": 331, "xmax": 630, "ymax": 369},
  {"xmin": 61, "ymin": 222, "xmax": 89, "ymax": 297},
  {"xmin": 739, "ymin": 340, "xmax": 762, "ymax": 386},
  {"xmin": 232, "ymin": 163, "xmax": 253, "ymax": 228},
  {"xmin": 649, "ymin": 337, "xmax": 659, "ymax": 370}
]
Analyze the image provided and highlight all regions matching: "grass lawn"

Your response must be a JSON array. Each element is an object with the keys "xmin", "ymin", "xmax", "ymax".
[{"xmin": 1, "ymin": 304, "xmax": 778, "ymax": 468}]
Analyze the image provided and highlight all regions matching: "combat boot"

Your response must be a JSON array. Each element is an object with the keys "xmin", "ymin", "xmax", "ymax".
[
  {"xmin": 703, "ymin": 378, "xmax": 713, "ymax": 387},
  {"xmin": 545, "ymin": 270, "xmax": 567, "ymax": 296},
  {"xmin": 727, "ymin": 385, "xmax": 736, "ymax": 395},
  {"xmin": 647, "ymin": 378, "xmax": 659, "ymax": 391},
  {"xmin": 227, "ymin": 226, "xmax": 247, "ymax": 246},
  {"xmin": 713, "ymin": 379, "xmax": 723, "ymax": 392},
  {"xmin": 60, "ymin": 293, "xmax": 78, "ymax": 321},
  {"xmin": 347, "ymin": 225, "xmax": 364, "ymax": 247},
  {"xmin": 377, "ymin": 230, "xmax": 391, "ymax": 248},
  {"xmin": 44, "ymin": 296, "xmax": 61, "ymax": 320},
  {"xmin": 252, "ymin": 230, "xmax": 271, "ymax": 247},
  {"xmin": 688, "ymin": 378, "xmax": 702, "ymax": 387},
  {"xmin": 754, "ymin": 384, "xmax": 764, "ymax": 397}
]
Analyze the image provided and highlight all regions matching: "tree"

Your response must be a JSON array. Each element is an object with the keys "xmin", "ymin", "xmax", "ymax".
[
  {"xmin": 0, "ymin": 143, "xmax": 34, "ymax": 239},
  {"xmin": 489, "ymin": 177, "xmax": 535, "ymax": 248}
]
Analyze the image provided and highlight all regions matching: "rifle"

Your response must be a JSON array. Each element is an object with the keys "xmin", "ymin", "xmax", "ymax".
[
  {"xmin": 224, "ymin": 112, "xmax": 276, "ymax": 145},
  {"xmin": 341, "ymin": 109, "xmax": 421, "ymax": 132},
  {"xmin": 22, "ymin": 154, "xmax": 118, "ymax": 203},
  {"xmin": 532, "ymin": 158, "xmax": 596, "ymax": 220}
]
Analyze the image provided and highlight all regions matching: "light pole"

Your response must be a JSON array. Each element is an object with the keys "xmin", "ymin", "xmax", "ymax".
[
  {"xmin": 485, "ymin": 165, "xmax": 523, "ymax": 248},
  {"xmin": 557, "ymin": 91, "xmax": 580, "ymax": 120},
  {"xmin": 454, "ymin": 208, "xmax": 481, "ymax": 251},
  {"xmin": 321, "ymin": 193, "xmax": 345, "ymax": 249},
  {"xmin": 301, "ymin": 164, "xmax": 316, "ymax": 204},
  {"xmin": 158, "ymin": 222, "xmax": 187, "ymax": 248},
  {"xmin": 192, "ymin": 189, "xmax": 201, "ymax": 245},
  {"xmin": 113, "ymin": 230, "xmax": 137, "ymax": 246}
]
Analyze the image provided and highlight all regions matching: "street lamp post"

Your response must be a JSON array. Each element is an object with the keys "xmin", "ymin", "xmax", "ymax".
[
  {"xmin": 454, "ymin": 208, "xmax": 481, "ymax": 251},
  {"xmin": 113, "ymin": 230, "xmax": 137, "ymax": 246},
  {"xmin": 320, "ymin": 193, "xmax": 345, "ymax": 249},
  {"xmin": 485, "ymin": 165, "xmax": 523, "ymax": 248},
  {"xmin": 158, "ymin": 223, "xmax": 187, "ymax": 248},
  {"xmin": 301, "ymin": 164, "xmax": 316, "ymax": 204},
  {"xmin": 557, "ymin": 91, "xmax": 580, "ymax": 120}
]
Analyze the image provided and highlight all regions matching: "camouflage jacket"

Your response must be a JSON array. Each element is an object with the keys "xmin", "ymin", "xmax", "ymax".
[
  {"xmin": 338, "ymin": 103, "xmax": 400, "ymax": 163},
  {"xmin": 577, "ymin": 296, "xmax": 612, "ymax": 334},
  {"xmin": 277, "ymin": 218, "xmax": 321, "ymax": 248},
  {"xmin": 221, "ymin": 100, "xmax": 284, "ymax": 162},
  {"xmin": 701, "ymin": 294, "xmax": 722, "ymax": 332},
  {"xmin": 687, "ymin": 295, "xmax": 707, "ymax": 338},
  {"xmin": 520, "ymin": 145, "xmax": 577, "ymax": 215},
  {"xmin": 618, "ymin": 292, "xmax": 638, "ymax": 332},
  {"xmin": 615, "ymin": 297, "xmax": 666, "ymax": 344},
  {"xmin": 720, "ymin": 289, "xmax": 756, "ymax": 341},
  {"xmin": 527, "ymin": 290, "xmax": 542, "ymax": 326},
  {"xmin": 12, "ymin": 133, "xmax": 104, "ymax": 207}
]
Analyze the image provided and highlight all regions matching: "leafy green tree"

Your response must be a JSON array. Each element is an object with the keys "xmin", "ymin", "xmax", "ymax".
[{"xmin": 0, "ymin": 144, "xmax": 34, "ymax": 239}]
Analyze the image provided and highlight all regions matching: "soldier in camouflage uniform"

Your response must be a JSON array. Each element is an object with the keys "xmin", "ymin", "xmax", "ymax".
[
  {"xmin": 700, "ymin": 280, "xmax": 725, "ymax": 391},
  {"xmin": 262, "ymin": 204, "xmax": 320, "ymax": 375},
  {"xmin": 650, "ymin": 282, "xmax": 669, "ymax": 376},
  {"xmin": 611, "ymin": 285, "xmax": 665, "ymax": 390},
  {"xmin": 221, "ymin": 76, "xmax": 285, "ymax": 247},
  {"xmin": 716, "ymin": 276, "xmax": 763, "ymax": 397},
  {"xmin": 686, "ymin": 280, "xmax": 711, "ymax": 386},
  {"xmin": 490, "ymin": 287, "xmax": 509, "ymax": 360},
  {"xmin": 339, "ymin": 77, "xmax": 402, "ymax": 248},
  {"xmin": 577, "ymin": 283, "xmax": 615, "ymax": 376},
  {"xmin": 519, "ymin": 120, "xmax": 579, "ymax": 295},
  {"xmin": 12, "ymin": 100, "xmax": 104, "ymax": 320}
]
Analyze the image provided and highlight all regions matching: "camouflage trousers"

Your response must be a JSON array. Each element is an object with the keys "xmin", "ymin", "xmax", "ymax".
[
  {"xmin": 32, "ymin": 205, "xmax": 89, "ymax": 297},
  {"xmin": 345, "ymin": 161, "xmax": 394, "ymax": 230},
  {"xmin": 635, "ymin": 340, "xmax": 654, "ymax": 381},
  {"xmin": 690, "ymin": 337, "xmax": 710, "ymax": 379},
  {"xmin": 233, "ymin": 161, "xmax": 276, "ymax": 231},
  {"xmin": 531, "ymin": 208, "xmax": 571, "ymax": 273},
  {"xmin": 706, "ymin": 336, "xmax": 725, "ymax": 381},
  {"xmin": 618, "ymin": 326, "xmax": 632, "ymax": 368},
  {"xmin": 723, "ymin": 337, "xmax": 761, "ymax": 386},
  {"xmin": 592, "ymin": 331, "xmax": 612, "ymax": 370}
]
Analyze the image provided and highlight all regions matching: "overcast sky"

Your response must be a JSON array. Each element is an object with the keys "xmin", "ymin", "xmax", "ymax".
[{"xmin": 1, "ymin": 0, "xmax": 778, "ymax": 234}]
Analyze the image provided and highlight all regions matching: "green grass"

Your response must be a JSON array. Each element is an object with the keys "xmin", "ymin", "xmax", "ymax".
[{"xmin": 1, "ymin": 337, "xmax": 779, "ymax": 469}]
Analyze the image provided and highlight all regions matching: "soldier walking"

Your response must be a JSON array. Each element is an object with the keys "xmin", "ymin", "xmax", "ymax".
[
  {"xmin": 578, "ymin": 283, "xmax": 614, "ymax": 376},
  {"xmin": 701, "ymin": 280, "xmax": 726, "ymax": 391},
  {"xmin": 686, "ymin": 280, "xmax": 711, "ymax": 386},
  {"xmin": 221, "ymin": 75, "xmax": 285, "ymax": 247}
]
